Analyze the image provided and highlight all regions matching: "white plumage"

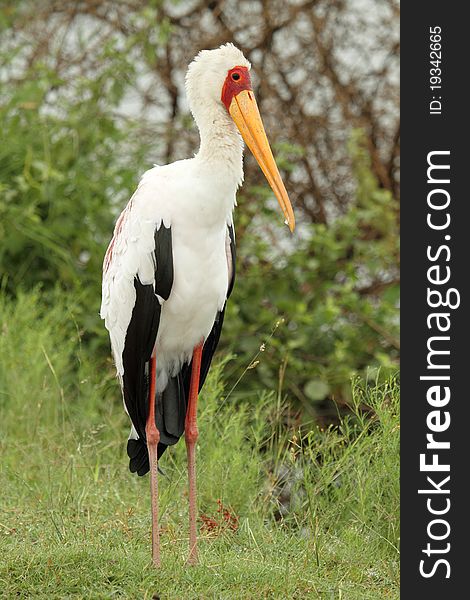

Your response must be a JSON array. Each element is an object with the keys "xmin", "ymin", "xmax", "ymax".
[{"xmin": 101, "ymin": 44, "xmax": 247, "ymax": 394}]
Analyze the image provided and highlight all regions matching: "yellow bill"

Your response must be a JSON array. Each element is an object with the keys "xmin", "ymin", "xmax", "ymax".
[{"xmin": 229, "ymin": 89, "xmax": 295, "ymax": 233}]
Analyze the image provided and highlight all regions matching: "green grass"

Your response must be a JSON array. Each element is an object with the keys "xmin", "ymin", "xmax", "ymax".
[{"xmin": 0, "ymin": 293, "xmax": 399, "ymax": 599}]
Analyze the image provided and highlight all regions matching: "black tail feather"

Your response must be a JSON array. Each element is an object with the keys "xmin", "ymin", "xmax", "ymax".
[{"xmin": 127, "ymin": 438, "xmax": 150, "ymax": 476}]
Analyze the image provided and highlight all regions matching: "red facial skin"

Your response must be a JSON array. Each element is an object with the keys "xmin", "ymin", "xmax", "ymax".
[{"xmin": 221, "ymin": 66, "xmax": 252, "ymax": 111}]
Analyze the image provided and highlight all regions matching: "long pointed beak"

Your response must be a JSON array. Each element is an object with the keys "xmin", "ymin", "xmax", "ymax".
[{"xmin": 229, "ymin": 90, "xmax": 295, "ymax": 233}]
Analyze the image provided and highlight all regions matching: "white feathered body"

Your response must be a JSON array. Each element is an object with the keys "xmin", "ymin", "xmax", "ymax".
[
  {"xmin": 101, "ymin": 42, "xmax": 250, "ymax": 417},
  {"xmin": 101, "ymin": 142, "xmax": 242, "ymax": 394}
]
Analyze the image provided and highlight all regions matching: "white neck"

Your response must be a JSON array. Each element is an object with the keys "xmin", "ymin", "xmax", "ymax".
[{"xmin": 192, "ymin": 102, "xmax": 244, "ymax": 185}]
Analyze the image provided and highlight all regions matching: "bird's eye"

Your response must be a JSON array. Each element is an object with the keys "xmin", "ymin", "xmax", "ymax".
[{"xmin": 231, "ymin": 73, "xmax": 241, "ymax": 81}]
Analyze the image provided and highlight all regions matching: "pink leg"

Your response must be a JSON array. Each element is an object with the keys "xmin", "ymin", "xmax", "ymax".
[
  {"xmin": 185, "ymin": 342, "xmax": 203, "ymax": 566},
  {"xmin": 146, "ymin": 354, "xmax": 160, "ymax": 567}
]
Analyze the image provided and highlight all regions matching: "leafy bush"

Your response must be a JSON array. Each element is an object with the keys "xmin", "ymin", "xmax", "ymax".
[
  {"xmin": 225, "ymin": 132, "xmax": 399, "ymax": 412},
  {"xmin": 1, "ymin": 22, "xmax": 399, "ymax": 413}
]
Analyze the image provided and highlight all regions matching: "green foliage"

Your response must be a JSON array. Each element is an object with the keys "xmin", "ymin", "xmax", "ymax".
[
  {"xmin": 1, "ymin": 8, "xmax": 399, "ymax": 596},
  {"xmin": 0, "ymin": 20, "xmax": 399, "ymax": 413},
  {"xmin": 0, "ymin": 292, "xmax": 399, "ymax": 598},
  {"xmin": 284, "ymin": 376, "xmax": 400, "ymax": 551},
  {"xmin": 0, "ymin": 15, "xmax": 153, "ymax": 348},
  {"xmin": 224, "ymin": 133, "xmax": 399, "ymax": 413}
]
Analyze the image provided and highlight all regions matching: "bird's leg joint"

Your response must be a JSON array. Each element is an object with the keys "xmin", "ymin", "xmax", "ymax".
[
  {"xmin": 185, "ymin": 421, "xmax": 199, "ymax": 444},
  {"xmin": 146, "ymin": 421, "xmax": 160, "ymax": 447}
]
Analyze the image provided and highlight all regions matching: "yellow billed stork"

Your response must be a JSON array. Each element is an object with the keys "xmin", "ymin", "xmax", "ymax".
[{"xmin": 100, "ymin": 43, "xmax": 295, "ymax": 567}]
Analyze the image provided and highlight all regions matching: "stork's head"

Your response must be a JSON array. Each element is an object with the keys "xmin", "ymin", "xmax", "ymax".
[{"xmin": 186, "ymin": 43, "xmax": 295, "ymax": 232}]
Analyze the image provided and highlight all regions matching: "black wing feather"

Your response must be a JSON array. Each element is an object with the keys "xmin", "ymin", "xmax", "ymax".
[
  {"xmin": 122, "ymin": 278, "xmax": 161, "ymax": 444},
  {"xmin": 124, "ymin": 224, "xmax": 179, "ymax": 474},
  {"xmin": 226, "ymin": 222, "xmax": 236, "ymax": 298},
  {"xmin": 154, "ymin": 223, "xmax": 173, "ymax": 300}
]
